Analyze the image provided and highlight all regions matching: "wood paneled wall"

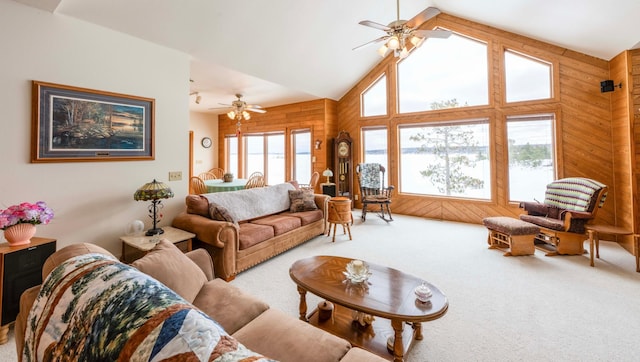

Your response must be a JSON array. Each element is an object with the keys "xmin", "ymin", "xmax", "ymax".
[
  {"xmin": 215, "ymin": 13, "xmax": 640, "ymax": 254},
  {"xmin": 217, "ymin": 98, "xmax": 337, "ymax": 191},
  {"xmin": 337, "ymin": 13, "xmax": 617, "ymax": 228}
]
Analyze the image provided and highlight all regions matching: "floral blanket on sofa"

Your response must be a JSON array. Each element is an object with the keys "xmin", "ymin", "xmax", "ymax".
[{"xmin": 23, "ymin": 253, "xmax": 276, "ymax": 362}]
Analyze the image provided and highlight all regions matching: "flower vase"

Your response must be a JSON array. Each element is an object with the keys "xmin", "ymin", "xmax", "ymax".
[{"xmin": 3, "ymin": 223, "xmax": 36, "ymax": 246}]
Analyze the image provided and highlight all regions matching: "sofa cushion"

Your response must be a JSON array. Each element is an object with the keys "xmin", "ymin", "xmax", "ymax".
[
  {"xmin": 203, "ymin": 182, "xmax": 295, "ymax": 222},
  {"xmin": 208, "ymin": 201, "xmax": 237, "ymax": 224},
  {"xmin": 192, "ymin": 279, "xmax": 270, "ymax": 335},
  {"xmin": 233, "ymin": 308, "xmax": 351, "ymax": 362},
  {"xmin": 289, "ymin": 188, "xmax": 318, "ymax": 212},
  {"xmin": 238, "ymin": 222, "xmax": 275, "ymax": 250},
  {"xmin": 185, "ymin": 194, "xmax": 210, "ymax": 217},
  {"xmin": 281, "ymin": 209, "xmax": 323, "ymax": 226},
  {"xmin": 131, "ymin": 239, "xmax": 207, "ymax": 303},
  {"xmin": 251, "ymin": 214, "xmax": 302, "ymax": 236},
  {"xmin": 519, "ymin": 214, "xmax": 565, "ymax": 231}
]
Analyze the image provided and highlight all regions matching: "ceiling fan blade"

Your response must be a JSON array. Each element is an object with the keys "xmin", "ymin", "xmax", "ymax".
[
  {"xmin": 246, "ymin": 107, "xmax": 266, "ymax": 113},
  {"xmin": 358, "ymin": 20, "xmax": 391, "ymax": 32},
  {"xmin": 352, "ymin": 35, "xmax": 389, "ymax": 51},
  {"xmin": 405, "ymin": 7, "xmax": 441, "ymax": 29},
  {"xmin": 412, "ymin": 29, "xmax": 452, "ymax": 39}
]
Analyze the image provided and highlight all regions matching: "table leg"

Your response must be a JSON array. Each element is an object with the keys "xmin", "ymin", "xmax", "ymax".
[
  {"xmin": 413, "ymin": 322, "xmax": 423, "ymax": 340},
  {"xmin": 297, "ymin": 286, "xmax": 308, "ymax": 321},
  {"xmin": 635, "ymin": 234, "xmax": 640, "ymax": 273},
  {"xmin": 391, "ymin": 319, "xmax": 405, "ymax": 362},
  {"xmin": 332, "ymin": 223, "xmax": 337, "ymax": 242},
  {"xmin": 0, "ymin": 325, "xmax": 8, "ymax": 345},
  {"xmin": 588, "ymin": 230, "xmax": 596, "ymax": 267}
]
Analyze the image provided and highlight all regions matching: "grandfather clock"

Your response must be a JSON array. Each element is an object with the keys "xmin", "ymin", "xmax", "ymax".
[{"xmin": 333, "ymin": 131, "xmax": 353, "ymax": 199}]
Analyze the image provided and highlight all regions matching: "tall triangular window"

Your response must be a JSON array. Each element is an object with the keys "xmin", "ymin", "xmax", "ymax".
[
  {"xmin": 397, "ymin": 32, "xmax": 488, "ymax": 113},
  {"xmin": 361, "ymin": 74, "xmax": 387, "ymax": 117}
]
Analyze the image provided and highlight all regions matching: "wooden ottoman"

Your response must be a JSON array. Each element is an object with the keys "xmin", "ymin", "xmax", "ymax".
[{"xmin": 482, "ymin": 216, "xmax": 539, "ymax": 256}]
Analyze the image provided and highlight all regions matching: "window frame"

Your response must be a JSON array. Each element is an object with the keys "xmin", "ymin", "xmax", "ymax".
[{"xmin": 505, "ymin": 112, "xmax": 559, "ymax": 204}]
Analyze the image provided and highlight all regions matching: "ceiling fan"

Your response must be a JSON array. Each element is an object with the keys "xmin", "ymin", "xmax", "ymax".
[
  {"xmin": 210, "ymin": 94, "xmax": 266, "ymax": 135},
  {"xmin": 353, "ymin": 1, "xmax": 452, "ymax": 59},
  {"xmin": 210, "ymin": 93, "xmax": 266, "ymax": 121}
]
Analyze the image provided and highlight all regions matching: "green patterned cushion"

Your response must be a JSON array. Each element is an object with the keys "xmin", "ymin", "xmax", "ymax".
[{"xmin": 543, "ymin": 177, "xmax": 606, "ymax": 212}]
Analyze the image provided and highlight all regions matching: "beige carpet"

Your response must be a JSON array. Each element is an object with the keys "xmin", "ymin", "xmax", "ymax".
[{"xmin": 3, "ymin": 212, "xmax": 640, "ymax": 361}]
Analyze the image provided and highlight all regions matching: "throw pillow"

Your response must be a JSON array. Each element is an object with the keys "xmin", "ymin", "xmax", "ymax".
[
  {"xmin": 289, "ymin": 189, "xmax": 318, "ymax": 213},
  {"xmin": 131, "ymin": 239, "xmax": 207, "ymax": 303},
  {"xmin": 185, "ymin": 194, "xmax": 210, "ymax": 218},
  {"xmin": 209, "ymin": 201, "xmax": 238, "ymax": 225},
  {"xmin": 288, "ymin": 179, "xmax": 300, "ymax": 189}
]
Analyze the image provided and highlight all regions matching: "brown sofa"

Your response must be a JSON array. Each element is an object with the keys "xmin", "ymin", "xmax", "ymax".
[
  {"xmin": 16, "ymin": 240, "xmax": 386, "ymax": 362},
  {"xmin": 173, "ymin": 182, "xmax": 329, "ymax": 280}
]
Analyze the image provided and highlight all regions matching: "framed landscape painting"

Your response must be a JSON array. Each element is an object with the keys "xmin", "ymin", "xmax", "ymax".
[{"xmin": 31, "ymin": 81, "xmax": 155, "ymax": 162}]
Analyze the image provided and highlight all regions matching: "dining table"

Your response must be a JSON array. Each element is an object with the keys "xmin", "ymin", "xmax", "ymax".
[{"xmin": 204, "ymin": 178, "xmax": 248, "ymax": 193}]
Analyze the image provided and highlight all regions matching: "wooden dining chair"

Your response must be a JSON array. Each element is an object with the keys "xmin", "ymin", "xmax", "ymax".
[
  {"xmin": 190, "ymin": 176, "xmax": 208, "ymax": 194},
  {"xmin": 198, "ymin": 172, "xmax": 217, "ymax": 180},
  {"xmin": 245, "ymin": 173, "xmax": 265, "ymax": 189},
  {"xmin": 299, "ymin": 172, "xmax": 320, "ymax": 191},
  {"xmin": 207, "ymin": 168, "xmax": 225, "ymax": 179}
]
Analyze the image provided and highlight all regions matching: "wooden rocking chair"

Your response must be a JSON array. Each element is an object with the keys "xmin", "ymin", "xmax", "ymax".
[{"xmin": 356, "ymin": 163, "xmax": 394, "ymax": 222}]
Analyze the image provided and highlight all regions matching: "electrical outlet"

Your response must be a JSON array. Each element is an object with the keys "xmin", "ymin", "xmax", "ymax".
[
  {"xmin": 354, "ymin": 194, "xmax": 358, "ymax": 201},
  {"xmin": 168, "ymin": 171, "xmax": 182, "ymax": 181}
]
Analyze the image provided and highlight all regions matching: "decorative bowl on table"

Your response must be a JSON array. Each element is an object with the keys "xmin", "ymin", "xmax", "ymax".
[
  {"xmin": 343, "ymin": 259, "xmax": 372, "ymax": 283},
  {"xmin": 414, "ymin": 282, "xmax": 432, "ymax": 302}
]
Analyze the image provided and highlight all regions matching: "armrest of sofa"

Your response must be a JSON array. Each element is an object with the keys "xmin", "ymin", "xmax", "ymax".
[
  {"xmin": 314, "ymin": 194, "xmax": 329, "ymax": 215},
  {"xmin": 15, "ymin": 285, "xmax": 41, "ymax": 359},
  {"xmin": 172, "ymin": 212, "xmax": 239, "ymax": 249},
  {"xmin": 185, "ymin": 248, "xmax": 215, "ymax": 281}
]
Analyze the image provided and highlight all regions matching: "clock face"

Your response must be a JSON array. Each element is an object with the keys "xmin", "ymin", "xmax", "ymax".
[
  {"xmin": 201, "ymin": 137, "xmax": 212, "ymax": 148},
  {"xmin": 338, "ymin": 141, "xmax": 349, "ymax": 157}
]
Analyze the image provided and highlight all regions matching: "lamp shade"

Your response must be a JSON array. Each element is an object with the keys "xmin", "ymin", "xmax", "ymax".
[
  {"xmin": 134, "ymin": 179, "xmax": 174, "ymax": 201},
  {"xmin": 322, "ymin": 169, "xmax": 333, "ymax": 184},
  {"xmin": 134, "ymin": 179, "xmax": 174, "ymax": 236}
]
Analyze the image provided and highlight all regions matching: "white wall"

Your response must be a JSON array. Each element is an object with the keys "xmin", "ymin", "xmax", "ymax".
[
  {"xmin": 0, "ymin": 1, "xmax": 191, "ymax": 257},
  {"xmin": 190, "ymin": 111, "xmax": 219, "ymax": 175}
]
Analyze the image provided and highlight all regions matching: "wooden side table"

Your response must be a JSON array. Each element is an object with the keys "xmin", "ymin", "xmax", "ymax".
[
  {"xmin": 585, "ymin": 224, "xmax": 639, "ymax": 272},
  {"xmin": 120, "ymin": 226, "xmax": 194, "ymax": 263},
  {"xmin": 327, "ymin": 197, "xmax": 353, "ymax": 242},
  {"xmin": 0, "ymin": 237, "xmax": 56, "ymax": 344}
]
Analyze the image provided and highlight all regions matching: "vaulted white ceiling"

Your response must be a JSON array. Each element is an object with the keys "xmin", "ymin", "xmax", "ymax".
[{"xmin": 14, "ymin": 0, "xmax": 640, "ymax": 114}]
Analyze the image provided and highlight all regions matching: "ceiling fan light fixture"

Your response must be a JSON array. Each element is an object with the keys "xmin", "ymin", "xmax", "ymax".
[
  {"xmin": 377, "ymin": 44, "xmax": 389, "ymax": 57},
  {"xmin": 399, "ymin": 47, "xmax": 409, "ymax": 59},
  {"xmin": 242, "ymin": 111, "xmax": 251, "ymax": 120},
  {"xmin": 227, "ymin": 110, "xmax": 236, "ymax": 119},
  {"xmin": 387, "ymin": 35, "xmax": 400, "ymax": 50},
  {"xmin": 410, "ymin": 35, "xmax": 425, "ymax": 48}
]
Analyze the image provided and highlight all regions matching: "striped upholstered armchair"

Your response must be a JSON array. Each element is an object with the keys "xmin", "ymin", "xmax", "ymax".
[{"xmin": 519, "ymin": 177, "xmax": 608, "ymax": 255}]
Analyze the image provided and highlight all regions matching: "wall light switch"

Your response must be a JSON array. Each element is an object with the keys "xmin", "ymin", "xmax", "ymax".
[
  {"xmin": 312, "ymin": 156, "xmax": 316, "ymax": 163},
  {"xmin": 168, "ymin": 171, "xmax": 182, "ymax": 181}
]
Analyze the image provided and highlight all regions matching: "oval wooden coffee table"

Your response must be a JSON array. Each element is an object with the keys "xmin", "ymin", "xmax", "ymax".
[{"xmin": 289, "ymin": 256, "xmax": 448, "ymax": 362}]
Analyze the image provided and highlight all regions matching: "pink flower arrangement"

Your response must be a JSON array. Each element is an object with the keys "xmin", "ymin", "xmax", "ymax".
[{"xmin": 0, "ymin": 201, "xmax": 54, "ymax": 230}]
